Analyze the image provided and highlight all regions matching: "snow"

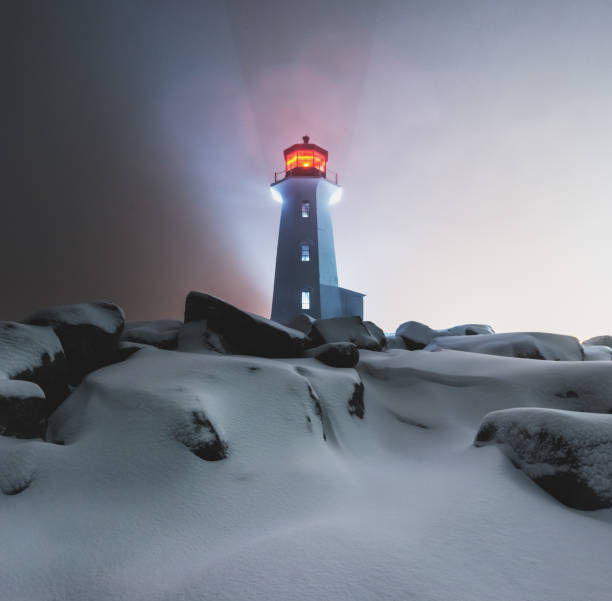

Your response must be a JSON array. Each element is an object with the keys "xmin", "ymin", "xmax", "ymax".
[
  {"xmin": 26, "ymin": 301, "xmax": 124, "ymax": 334},
  {"xmin": 583, "ymin": 345, "xmax": 612, "ymax": 361},
  {"xmin": 425, "ymin": 331, "xmax": 584, "ymax": 361},
  {"xmin": 0, "ymin": 322, "xmax": 63, "ymax": 378},
  {"xmin": 122, "ymin": 319, "xmax": 182, "ymax": 347},
  {"xmin": 396, "ymin": 321, "xmax": 494, "ymax": 348},
  {"xmin": 1, "ymin": 347, "xmax": 611, "ymax": 600}
]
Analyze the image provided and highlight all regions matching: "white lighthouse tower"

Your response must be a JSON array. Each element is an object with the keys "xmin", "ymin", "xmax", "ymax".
[{"xmin": 270, "ymin": 136, "xmax": 364, "ymax": 326}]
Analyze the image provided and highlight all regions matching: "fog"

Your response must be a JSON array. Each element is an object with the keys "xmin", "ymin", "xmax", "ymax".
[{"xmin": 7, "ymin": 0, "xmax": 611, "ymax": 339}]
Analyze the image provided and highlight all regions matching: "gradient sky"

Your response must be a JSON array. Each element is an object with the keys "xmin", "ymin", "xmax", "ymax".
[{"xmin": 8, "ymin": 0, "xmax": 612, "ymax": 339}]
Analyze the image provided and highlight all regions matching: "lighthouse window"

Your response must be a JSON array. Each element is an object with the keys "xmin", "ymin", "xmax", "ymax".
[
  {"xmin": 301, "ymin": 291, "xmax": 311, "ymax": 310},
  {"xmin": 301, "ymin": 244, "xmax": 310, "ymax": 262},
  {"xmin": 301, "ymin": 201, "xmax": 310, "ymax": 218}
]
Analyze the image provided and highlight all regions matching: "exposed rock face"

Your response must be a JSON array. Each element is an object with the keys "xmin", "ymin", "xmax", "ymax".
[
  {"xmin": 184, "ymin": 291, "xmax": 306, "ymax": 358},
  {"xmin": 384, "ymin": 335, "xmax": 407, "ymax": 350},
  {"xmin": 0, "ymin": 380, "xmax": 48, "ymax": 438},
  {"xmin": 347, "ymin": 381, "xmax": 365, "ymax": 419},
  {"xmin": 0, "ymin": 321, "xmax": 70, "ymax": 436},
  {"xmin": 475, "ymin": 408, "xmax": 612, "ymax": 510},
  {"xmin": 425, "ymin": 332, "xmax": 584, "ymax": 361},
  {"xmin": 122, "ymin": 320, "xmax": 181, "ymax": 350},
  {"xmin": 308, "ymin": 342, "xmax": 359, "ymax": 368},
  {"xmin": 364, "ymin": 321, "xmax": 387, "ymax": 349},
  {"xmin": 24, "ymin": 301, "xmax": 125, "ymax": 384},
  {"xmin": 309, "ymin": 316, "xmax": 383, "ymax": 351},
  {"xmin": 396, "ymin": 321, "xmax": 495, "ymax": 350},
  {"xmin": 176, "ymin": 410, "xmax": 228, "ymax": 461},
  {"xmin": 288, "ymin": 313, "xmax": 316, "ymax": 334}
]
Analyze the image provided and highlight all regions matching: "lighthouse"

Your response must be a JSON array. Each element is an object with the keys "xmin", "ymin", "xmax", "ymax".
[{"xmin": 270, "ymin": 136, "xmax": 364, "ymax": 326}]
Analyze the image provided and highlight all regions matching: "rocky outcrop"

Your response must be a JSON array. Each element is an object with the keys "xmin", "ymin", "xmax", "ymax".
[
  {"xmin": 307, "ymin": 342, "xmax": 359, "ymax": 368},
  {"xmin": 24, "ymin": 301, "xmax": 125, "ymax": 384},
  {"xmin": 396, "ymin": 321, "xmax": 495, "ymax": 350},
  {"xmin": 583, "ymin": 335, "xmax": 612, "ymax": 348},
  {"xmin": 475, "ymin": 408, "xmax": 612, "ymax": 510},
  {"xmin": 425, "ymin": 332, "xmax": 584, "ymax": 361},
  {"xmin": 122, "ymin": 320, "xmax": 182, "ymax": 350},
  {"xmin": 185, "ymin": 291, "xmax": 306, "ymax": 358},
  {"xmin": 308, "ymin": 316, "xmax": 383, "ymax": 351}
]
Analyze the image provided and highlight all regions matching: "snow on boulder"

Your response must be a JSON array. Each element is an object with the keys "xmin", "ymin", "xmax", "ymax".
[
  {"xmin": 583, "ymin": 335, "xmax": 612, "ymax": 348},
  {"xmin": 0, "ymin": 379, "xmax": 48, "ymax": 438},
  {"xmin": 0, "ymin": 322, "xmax": 69, "ymax": 423},
  {"xmin": 24, "ymin": 301, "xmax": 125, "ymax": 384},
  {"xmin": 288, "ymin": 313, "xmax": 316, "ymax": 334},
  {"xmin": 308, "ymin": 316, "xmax": 382, "ymax": 351},
  {"xmin": 475, "ymin": 408, "xmax": 612, "ymax": 510},
  {"xmin": 306, "ymin": 342, "xmax": 359, "ymax": 368},
  {"xmin": 122, "ymin": 320, "xmax": 181, "ymax": 350},
  {"xmin": 396, "ymin": 321, "xmax": 495, "ymax": 350},
  {"xmin": 184, "ymin": 291, "xmax": 306, "ymax": 358},
  {"xmin": 425, "ymin": 332, "xmax": 584, "ymax": 361},
  {"xmin": 384, "ymin": 335, "xmax": 407, "ymax": 349},
  {"xmin": 364, "ymin": 321, "xmax": 387, "ymax": 349},
  {"xmin": 583, "ymin": 345, "xmax": 612, "ymax": 361}
]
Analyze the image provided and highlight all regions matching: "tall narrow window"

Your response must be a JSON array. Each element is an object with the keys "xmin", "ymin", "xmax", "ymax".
[
  {"xmin": 301, "ymin": 290, "xmax": 311, "ymax": 310},
  {"xmin": 301, "ymin": 244, "xmax": 310, "ymax": 262},
  {"xmin": 301, "ymin": 201, "xmax": 310, "ymax": 218}
]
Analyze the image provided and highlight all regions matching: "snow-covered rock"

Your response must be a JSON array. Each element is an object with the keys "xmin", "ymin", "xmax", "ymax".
[
  {"xmin": 122, "ymin": 320, "xmax": 181, "ymax": 350},
  {"xmin": 0, "ymin": 322, "xmax": 69, "ymax": 436},
  {"xmin": 583, "ymin": 345, "xmax": 612, "ymax": 361},
  {"xmin": 288, "ymin": 312, "xmax": 316, "ymax": 334},
  {"xmin": 24, "ymin": 301, "xmax": 125, "ymax": 384},
  {"xmin": 184, "ymin": 291, "xmax": 306, "ymax": 357},
  {"xmin": 309, "ymin": 316, "xmax": 382, "ymax": 351},
  {"xmin": 364, "ymin": 320, "xmax": 386, "ymax": 349},
  {"xmin": 384, "ymin": 334, "xmax": 407, "ymax": 349},
  {"xmin": 0, "ymin": 379, "xmax": 48, "ymax": 438},
  {"xmin": 306, "ymin": 342, "xmax": 360, "ymax": 368},
  {"xmin": 396, "ymin": 320, "xmax": 495, "ymax": 349},
  {"xmin": 425, "ymin": 332, "xmax": 584, "ymax": 361},
  {"xmin": 475, "ymin": 408, "xmax": 612, "ymax": 510},
  {"xmin": 583, "ymin": 335, "xmax": 612, "ymax": 348}
]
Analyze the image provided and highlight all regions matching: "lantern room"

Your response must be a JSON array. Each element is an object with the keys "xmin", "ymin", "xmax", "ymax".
[{"xmin": 283, "ymin": 135, "xmax": 328, "ymax": 175}]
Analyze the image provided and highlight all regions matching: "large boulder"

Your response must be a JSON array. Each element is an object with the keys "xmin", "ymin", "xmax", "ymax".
[
  {"xmin": 0, "ymin": 322, "xmax": 69, "ymax": 404},
  {"xmin": 583, "ymin": 335, "xmax": 612, "ymax": 348},
  {"xmin": 24, "ymin": 301, "xmax": 125, "ymax": 384},
  {"xmin": 583, "ymin": 345, "xmax": 612, "ymax": 361},
  {"xmin": 288, "ymin": 313, "xmax": 316, "ymax": 334},
  {"xmin": 364, "ymin": 321, "xmax": 387, "ymax": 349},
  {"xmin": 0, "ymin": 379, "xmax": 48, "ymax": 438},
  {"xmin": 307, "ymin": 342, "xmax": 359, "ymax": 368},
  {"xmin": 122, "ymin": 320, "xmax": 181, "ymax": 350},
  {"xmin": 475, "ymin": 408, "xmax": 612, "ymax": 510},
  {"xmin": 425, "ymin": 332, "xmax": 584, "ymax": 361},
  {"xmin": 396, "ymin": 320, "xmax": 494, "ymax": 350},
  {"xmin": 184, "ymin": 291, "xmax": 306, "ymax": 358},
  {"xmin": 308, "ymin": 316, "xmax": 382, "ymax": 351}
]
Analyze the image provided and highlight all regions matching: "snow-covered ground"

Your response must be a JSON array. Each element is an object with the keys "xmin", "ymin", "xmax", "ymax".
[{"xmin": 1, "ymin": 346, "xmax": 611, "ymax": 601}]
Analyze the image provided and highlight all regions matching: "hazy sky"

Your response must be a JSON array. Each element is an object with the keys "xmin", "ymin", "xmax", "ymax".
[{"xmin": 8, "ymin": 0, "xmax": 612, "ymax": 339}]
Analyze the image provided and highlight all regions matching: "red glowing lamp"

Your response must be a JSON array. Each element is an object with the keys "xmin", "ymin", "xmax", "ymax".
[{"xmin": 283, "ymin": 135, "xmax": 328, "ymax": 174}]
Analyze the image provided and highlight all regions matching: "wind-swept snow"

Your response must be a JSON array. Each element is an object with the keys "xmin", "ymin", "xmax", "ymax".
[{"xmin": 1, "ymin": 347, "xmax": 611, "ymax": 601}]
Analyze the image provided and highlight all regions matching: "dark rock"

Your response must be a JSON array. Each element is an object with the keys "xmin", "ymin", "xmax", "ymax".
[
  {"xmin": 308, "ymin": 316, "xmax": 382, "ymax": 351},
  {"xmin": 121, "ymin": 320, "xmax": 181, "ymax": 350},
  {"xmin": 0, "ymin": 322, "xmax": 70, "ymax": 436},
  {"xmin": 475, "ymin": 408, "xmax": 612, "ymax": 510},
  {"xmin": 348, "ymin": 381, "xmax": 365, "ymax": 419},
  {"xmin": 364, "ymin": 321, "xmax": 387, "ymax": 349},
  {"xmin": 24, "ymin": 301, "xmax": 125, "ymax": 385},
  {"xmin": 396, "ymin": 321, "xmax": 495, "ymax": 350},
  {"xmin": 583, "ymin": 335, "xmax": 612, "ymax": 348},
  {"xmin": 288, "ymin": 313, "xmax": 316, "ymax": 334},
  {"xmin": 0, "ymin": 380, "xmax": 48, "ymax": 438},
  {"xmin": 184, "ymin": 291, "xmax": 306, "ymax": 358},
  {"xmin": 177, "ymin": 410, "xmax": 228, "ymax": 461},
  {"xmin": 308, "ymin": 342, "xmax": 359, "ymax": 368}
]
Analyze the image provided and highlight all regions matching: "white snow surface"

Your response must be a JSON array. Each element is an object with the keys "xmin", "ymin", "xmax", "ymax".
[
  {"xmin": 425, "ymin": 331, "xmax": 583, "ymax": 361},
  {"xmin": 26, "ymin": 301, "xmax": 124, "ymax": 334},
  {"xmin": 1, "ymin": 347, "xmax": 611, "ymax": 600},
  {"xmin": 0, "ymin": 322, "xmax": 63, "ymax": 378},
  {"xmin": 122, "ymin": 320, "xmax": 182, "ymax": 346}
]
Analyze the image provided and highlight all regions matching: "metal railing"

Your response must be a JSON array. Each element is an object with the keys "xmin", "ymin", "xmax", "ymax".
[{"xmin": 273, "ymin": 168, "xmax": 339, "ymax": 185}]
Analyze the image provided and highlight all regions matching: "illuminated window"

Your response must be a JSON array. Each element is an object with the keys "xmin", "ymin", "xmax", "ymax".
[
  {"xmin": 301, "ymin": 244, "xmax": 310, "ymax": 262},
  {"xmin": 301, "ymin": 290, "xmax": 310, "ymax": 310},
  {"xmin": 301, "ymin": 201, "xmax": 310, "ymax": 218}
]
